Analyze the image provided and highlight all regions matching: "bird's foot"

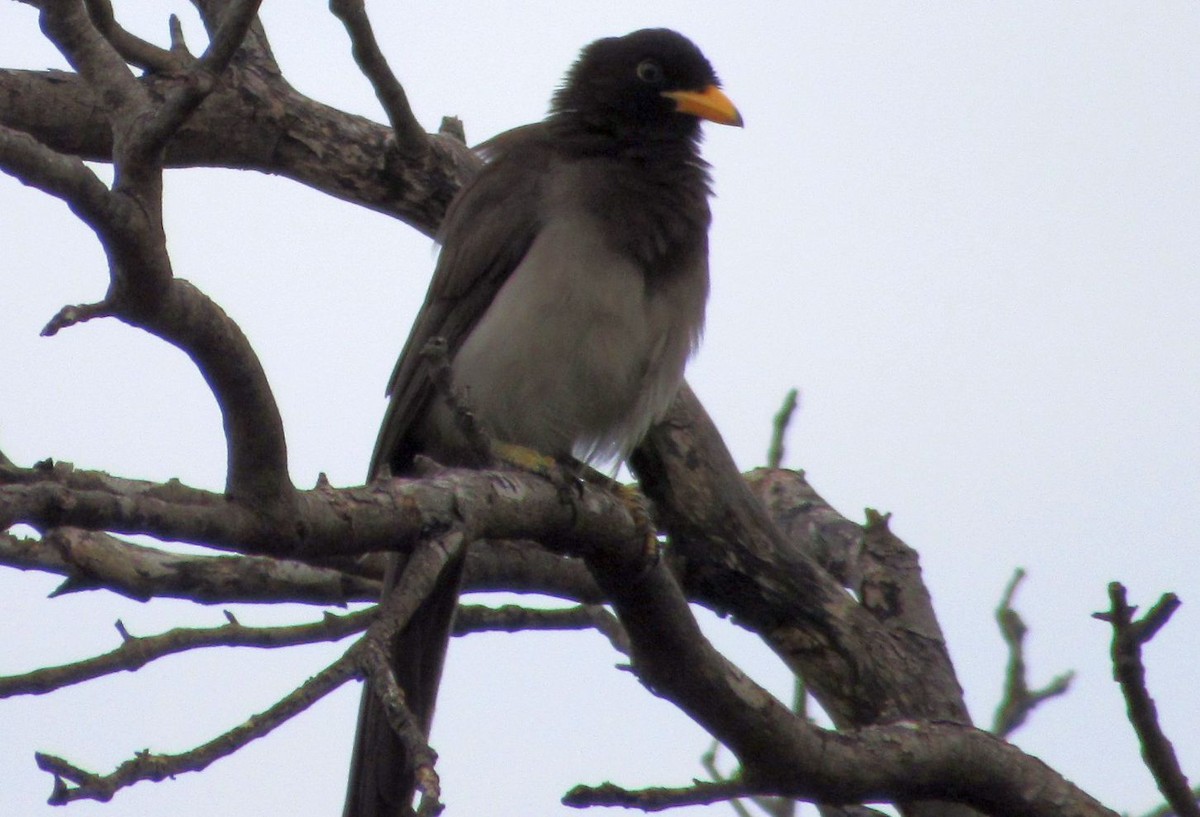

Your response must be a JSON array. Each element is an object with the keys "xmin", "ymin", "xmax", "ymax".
[
  {"xmin": 615, "ymin": 481, "xmax": 660, "ymax": 564},
  {"xmin": 572, "ymin": 466, "xmax": 660, "ymax": 564},
  {"xmin": 490, "ymin": 441, "xmax": 585, "ymax": 504}
]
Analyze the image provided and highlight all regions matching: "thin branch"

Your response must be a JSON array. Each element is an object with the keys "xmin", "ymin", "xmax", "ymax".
[
  {"xmin": 990, "ymin": 569, "xmax": 1074, "ymax": 738},
  {"xmin": 454, "ymin": 603, "xmax": 630, "ymax": 654},
  {"xmin": 766, "ymin": 388, "xmax": 798, "ymax": 469},
  {"xmin": 329, "ymin": 0, "xmax": 428, "ymax": 157},
  {"xmin": 0, "ymin": 607, "xmax": 374, "ymax": 697},
  {"xmin": 564, "ymin": 778, "xmax": 755, "ymax": 812},
  {"xmin": 0, "ymin": 123, "xmax": 121, "ymax": 231},
  {"xmin": 350, "ymin": 532, "xmax": 468, "ymax": 814},
  {"xmin": 1095, "ymin": 583, "xmax": 1196, "ymax": 817},
  {"xmin": 0, "ymin": 526, "xmax": 380, "ymax": 604},
  {"xmin": 41, "ymin": 299, "xmax": 115, "ymax": 336},
  {"xmin": 83, "ymin": 0, "xmax": 186, "ymax": 72},
  {"xmin": 35, "ymin": 648, "xmax": 360, "ymax": 803}
]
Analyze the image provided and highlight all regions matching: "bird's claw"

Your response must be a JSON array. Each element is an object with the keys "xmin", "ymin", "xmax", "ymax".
[{"xmin": 615, "ymin": 483, "xmax": 660, "ymax": 565}]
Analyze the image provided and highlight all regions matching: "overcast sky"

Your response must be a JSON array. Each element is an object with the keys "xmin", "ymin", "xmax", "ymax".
[{"xmin": 2, "ymin": 3, "xmax": 1198, "ymax": 816}]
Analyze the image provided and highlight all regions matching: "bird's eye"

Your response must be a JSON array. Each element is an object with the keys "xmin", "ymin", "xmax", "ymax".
[{"xmin": 636, "ymin": 60, "xmax": 664, "ymax": 84}]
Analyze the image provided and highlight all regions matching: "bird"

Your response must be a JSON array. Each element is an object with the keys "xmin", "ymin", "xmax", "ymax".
[{"xmin": 343, "ymin": 28, "xmax": 742, "ymax": 817}]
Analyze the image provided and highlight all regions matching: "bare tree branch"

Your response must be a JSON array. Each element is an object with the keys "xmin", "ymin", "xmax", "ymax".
[
  {"xmin": 565, "ymin": 779, "xmax": 756, "ymax": 811},
  {"xmin": 36, "ymin": 648, "xmax": 360, "ymax": 804},
  {"xmin": 455, "ymin": 603, "xmax": 630, "ymax": 654},
  {"xmin": 0, "ymin": 526, "xmax": 380, "ymax": 603},
  {"xmin": 351, "ymin": 532, "xmax": 468, "ymax": 813},
  {"xmin": 0, "ymin": 607, "xmax": 373, "ymax": 697},
  {"xmin": 574, "ymin": 518, "xmax": 1116, "ymax": 816},
  {"xmin": 766, "ymin": 388, "xmax": 799, "ymax": 470},
  {"xmin": 0, "ymin": 457, "xmax": 642, "ymax": 562},
  {"xmin": 82, "ymin": 0, "xmax": 185, "ymax": 72},
  {"xmin": 329, "ymin": 0, "xmax": 427, "ymax": 156},
  {"xmin": 1095, "ymin": 584, "xmax": 1197, "ymax": 817},
  {"xmin": 991, "ymin": 569, "xmax": 1074, "ymax": 738}
]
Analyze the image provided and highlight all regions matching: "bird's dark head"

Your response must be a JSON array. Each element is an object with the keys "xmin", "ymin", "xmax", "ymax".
[{"xmin": 550, "ymin": 29, "xmax": 742, "ymax": 143}]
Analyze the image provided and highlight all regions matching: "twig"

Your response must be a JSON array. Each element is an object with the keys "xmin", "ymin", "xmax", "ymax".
[
  {"xmin": 1094, "ymin": 583, "xmax": 1196, "ymax": 817},
  {"xmin": 564, "ymin": 778, "xmax": 754, "ymax": 811},
  {"xmin": 329, "ymin": 0, "xmax": 427, "ymax": 157},
  {"xmin": 455, "ymin": 603, "xmax": 629, "ymax": 654},
  {"xmin": 0, "ymin": 608, "xmax": 375, "ymax": 697},
  {"xmin": 990, "ymin": 569, "xmax": 1074, "ymax": 738},
  {"xmin": 41, "ymin": 299, "xmax": 115, "ymax": 335},
  {"xmin": 35, "ymin": 648, "xmax": 360, "ymax": 803},
  {"xmin": 766, "ymin": 388, "xmax": 799, "ymax": 469}
]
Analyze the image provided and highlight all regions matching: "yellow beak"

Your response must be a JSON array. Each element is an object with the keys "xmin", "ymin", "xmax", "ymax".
[{"xmin": 662, "ymin": 85, "xmax": 744, "ymax": 127}]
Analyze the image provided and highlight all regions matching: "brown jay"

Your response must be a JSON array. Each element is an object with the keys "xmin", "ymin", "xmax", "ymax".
[{"xmin": 344, "ymin": 28, "xmax": 741, "ymax": 817}]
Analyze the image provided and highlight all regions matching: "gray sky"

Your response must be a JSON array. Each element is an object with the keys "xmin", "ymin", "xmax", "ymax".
[{"xmin": 2, "ymin": 3, "xmax": 1198, "ymax": 816}]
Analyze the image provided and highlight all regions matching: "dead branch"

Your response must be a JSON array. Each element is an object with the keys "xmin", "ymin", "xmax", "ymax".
[
  {"xmin": 329, "ymin": 0, "xmax": 427, "ymax": 156},
  {"xmin": 36, "ymin": 646, "xmax": 359, "ymax": 803},
  {"xmin": 0, "ymin": 457, "xmax": 641, "ymax": 562},
  {"xmin": 349, "ymin": 532, "xmax": 468, "ymax": 813},
  {"xmin": 455, "ymin": 603, "xmax": 629, "ymax": 654},
  {"xmin": 1095, "ymin": 583, "xmax": 1197, "ymax": 817},
  {"xmin": 0, "ymin": 527, "xmax": 380, "ymax": 603},
  {"xmin": 991, "ymin": 569, "xmax": 1074, "ymax": 738},
  {"xmin": 766, "ymin": 388, "xmax": 799, "ymax": 470},
  {"xmin": 564, "ymin": 779, "xmax": 755, "ymax": 811},
  {"xmin": 0, "ymin": 607, "xmax": 373, "ymax": 697}
]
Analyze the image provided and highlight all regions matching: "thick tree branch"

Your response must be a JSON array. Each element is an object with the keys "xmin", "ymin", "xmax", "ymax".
[
  {"xmin": 6, "ymin": 5, "xmax": 291, "ymax": 505},
  {"xmin": 0, "ymin": 458, "xmax": 641, "ymax": 561},
  {"xmin": 633, "ymin": 389, "xmax": 967, "ymax": 727},
  {"xmin": 575, "ymin": 526, "xmax": 1116, "ymax": 817}
]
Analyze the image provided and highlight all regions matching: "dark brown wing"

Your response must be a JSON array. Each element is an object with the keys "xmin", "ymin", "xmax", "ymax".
[{"xmin": 368, "ymin": 124, "xmax": 551, "ymax": 477}]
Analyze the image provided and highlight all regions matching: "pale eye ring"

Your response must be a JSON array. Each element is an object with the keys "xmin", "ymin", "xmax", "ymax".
[{"xmin": 636, "ymin": 59, "xmax": 664, "ymax": 84}]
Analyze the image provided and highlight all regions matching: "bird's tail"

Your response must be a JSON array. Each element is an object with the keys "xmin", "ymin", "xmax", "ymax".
[{"xmin": 343, "ymin": 552, "xmax": 466, "ymax": 817}]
